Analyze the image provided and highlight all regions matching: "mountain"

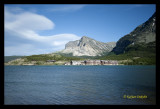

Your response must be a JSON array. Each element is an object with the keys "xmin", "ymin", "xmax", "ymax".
[
  {"xmin": 60, "ymin": 36, "xmax": 116, "ymax": 56},
  {"xmin": 112, "ymin": 12, "xmax": 156, "ymax": 54}
]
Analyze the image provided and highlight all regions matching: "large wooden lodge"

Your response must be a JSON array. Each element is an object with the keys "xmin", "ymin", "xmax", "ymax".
[{"xmin": 65, "ymin": 60, "xmax": 118, "ymax": 65}]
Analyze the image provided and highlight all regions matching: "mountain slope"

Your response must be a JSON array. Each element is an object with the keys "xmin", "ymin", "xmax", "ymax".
[
  {"xmin": 5, "ymin": 56, "xmax": 25, "ymax": 63},
  {"xmin": 112, "ymin": 12, "xmax": 156, "ymax": 54},
  {"xmin": 60, "ymin": 36, "xmax": 116, "ymax": 56}
]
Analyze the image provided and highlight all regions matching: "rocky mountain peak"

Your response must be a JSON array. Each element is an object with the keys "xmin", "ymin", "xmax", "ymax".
[
  {"xmin": 80, "ymin": 36, "xmax": 93, "ymax": 42},
  {"xmin": 60, "ymin": 36, "xmax": 116, "ymax": 56},
  {"xmin": 81, "ymin": 36, "xmax": 89, "ymax": 39},
  {"xmin": 112, "ymin": 12, "xmax": 156, "ymax": 54}
]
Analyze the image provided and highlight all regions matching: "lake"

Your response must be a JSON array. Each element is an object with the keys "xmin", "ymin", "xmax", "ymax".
[{"xmin": 4, "ymin": 65, "xmax": 156, "ymax": 105}]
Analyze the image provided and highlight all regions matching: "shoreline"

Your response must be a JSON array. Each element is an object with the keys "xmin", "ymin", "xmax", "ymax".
[{"xmin": 4, "ymin": 64, "xmax": 156, "ymax": 66}]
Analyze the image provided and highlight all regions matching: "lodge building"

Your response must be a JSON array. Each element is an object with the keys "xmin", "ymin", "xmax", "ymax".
[{"xmin": 65, "ymin": 60, "xmax": 118, "ymax": 65}]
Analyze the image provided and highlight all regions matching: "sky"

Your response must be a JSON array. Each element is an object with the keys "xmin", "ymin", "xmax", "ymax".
[{"xmin": 4, "ymin": 4, "xmax": 156, "ymax": 56}]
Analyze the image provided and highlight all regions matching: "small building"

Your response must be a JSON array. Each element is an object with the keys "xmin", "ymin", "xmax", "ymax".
[
  {"xmin": 70, "ymin": 61, "xmax": 83, "ymax": 65},
  {"xmin": 101, "ymin": 60, "xmax": 118, "ymax": 65},
  {"xmin": 85, "ymin": 60, "xmax": 101, "ymax": 65},
  {"xmin": 64, "ymin": 62, "xmax": 71, "ymax": 65}
]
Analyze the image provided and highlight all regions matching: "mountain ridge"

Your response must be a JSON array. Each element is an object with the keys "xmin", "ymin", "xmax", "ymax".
[
  {"xmin": 112, "ymin": 12, "xmax": 156, "ymax": 54},
  {"xmin": 60, "ymin": 36, "xmax": 116, "ymax": 56}
]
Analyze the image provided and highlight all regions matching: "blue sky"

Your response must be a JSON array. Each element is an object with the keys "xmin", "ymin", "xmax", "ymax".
[{"xmin": 4, "ymin": 4, "xmax": 156, "ymax": 56}]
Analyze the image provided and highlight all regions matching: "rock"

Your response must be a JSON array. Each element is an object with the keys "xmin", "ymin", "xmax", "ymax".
[
  {"xmin": 112, "ymin": 12, "xmax": 156, "ymax": 54},
  {"xmin": 60, "ymin": 36, "xmax": 116, "ymax": 56}
]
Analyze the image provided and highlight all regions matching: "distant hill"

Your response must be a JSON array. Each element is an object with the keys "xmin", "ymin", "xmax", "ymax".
[
  {"xmin": 4, "ymin": 54, "xmax": 83, "ymax": 65},
  {"xmin": 5, "ymin": 56, "xmax": 25, "ymax": 63}
]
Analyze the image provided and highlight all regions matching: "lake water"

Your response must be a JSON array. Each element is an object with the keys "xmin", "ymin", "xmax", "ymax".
[{"xmin": 4, "ymin": 65, "xmax": 156, "ymax": 105}]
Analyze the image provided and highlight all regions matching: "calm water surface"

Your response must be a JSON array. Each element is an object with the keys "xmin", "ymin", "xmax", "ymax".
[{"xmin": 4, "ymin": 65, "xmax": 156, "ymax": 105}]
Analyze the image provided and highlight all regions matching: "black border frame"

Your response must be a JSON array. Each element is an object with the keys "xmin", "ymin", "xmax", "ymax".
[{"xmin": 1, "ymin": 0, "xmax": 159, "ymax": 109}]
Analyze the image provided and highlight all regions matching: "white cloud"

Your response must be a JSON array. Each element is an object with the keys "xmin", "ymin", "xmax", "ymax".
[
  {"xmin": 5, "ymin": 11, "xmax": 54, "ymax": 31},
  {"xmin": 5, "ymin": 7, "xmax": 81, "ymax": 56}
]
